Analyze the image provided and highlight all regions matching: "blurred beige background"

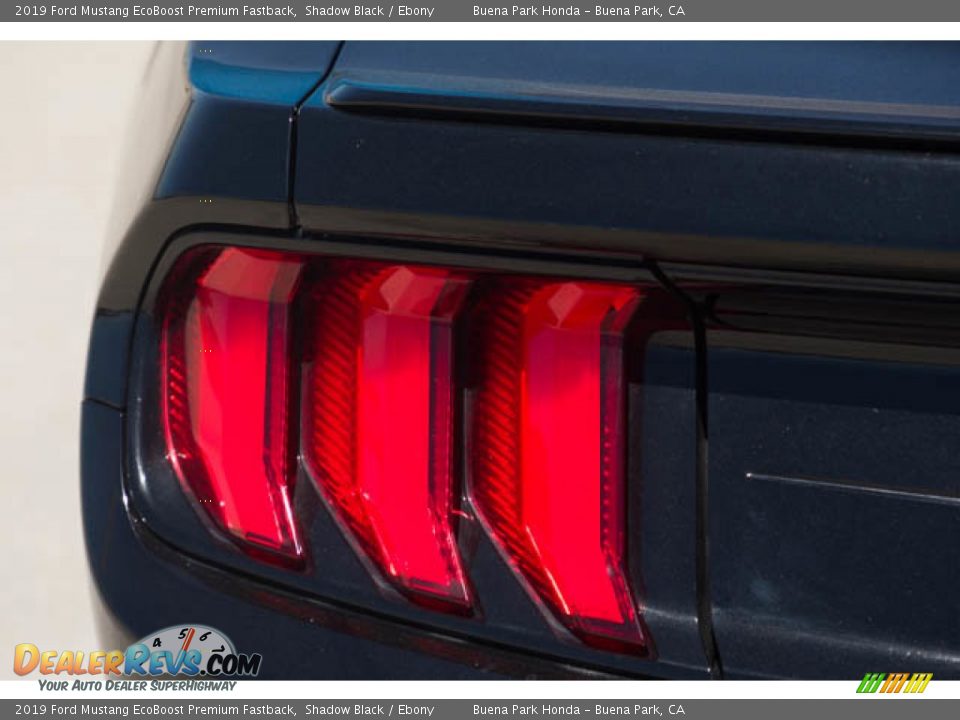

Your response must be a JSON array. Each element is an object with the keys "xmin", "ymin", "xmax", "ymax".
[{"xmin": 0, "ymin": 42, "xmax": 154, "ymax": 679}]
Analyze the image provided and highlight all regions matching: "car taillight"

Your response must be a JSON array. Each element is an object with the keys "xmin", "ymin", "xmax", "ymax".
[
  {"xmin": 469, "ymin": 280, "xmax": 646, "ymax": 652},
  {"xmin": 161, "ymin": 247, "xmax": 304, "ymax": 564},
  {"xmin": 303, "ymin": 262, "xmax": 473, "ymax": 612},
  {"xmin": 158, "ymin": 246, "xmax": 653, "ymax": 654}
]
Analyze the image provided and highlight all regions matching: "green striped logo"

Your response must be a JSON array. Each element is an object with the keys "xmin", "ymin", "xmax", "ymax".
[{"xmin": 857, "ymin": 672, "xmax": 932, "ymax": 694}]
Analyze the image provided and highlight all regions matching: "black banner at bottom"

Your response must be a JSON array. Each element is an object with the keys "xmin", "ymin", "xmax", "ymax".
[{"xmin": 3, "ymin": 699, "xmax": 956, "ymax": 720}]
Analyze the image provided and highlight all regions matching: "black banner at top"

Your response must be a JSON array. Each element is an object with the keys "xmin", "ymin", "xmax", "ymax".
[{"xmin": 7, "ymin": 0, "xmax": 960, "ymax": 22}]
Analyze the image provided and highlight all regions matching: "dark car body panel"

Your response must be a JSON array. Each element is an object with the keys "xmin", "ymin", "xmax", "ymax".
[
  {"xmin": 709, "ymin": 342, "xmax": 960, "ymax": 677},
  {"xmin": 297, "ymin": 41, "xmax": 960, "ymax": 281},
  {"xmin": 83, "ymin": 41, "xmax": 960, "ymax": 680}
]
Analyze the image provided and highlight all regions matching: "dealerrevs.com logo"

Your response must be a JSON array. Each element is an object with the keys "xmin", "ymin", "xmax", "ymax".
[
  {"xmin": 857, "ymin": 673, "xmax": 933, "ymax": 694},
  {"xmin": 14, "ymin": 625, "xmax": 262, "ymax": 686}
]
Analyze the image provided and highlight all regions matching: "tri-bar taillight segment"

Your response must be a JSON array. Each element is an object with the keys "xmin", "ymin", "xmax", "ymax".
[
  {"xmin": 160, "ymin": 246, "xmax": 650, "ymax": 653},
  {"xmin": 470, "ymin": 280, "xmax": 645, "ymax": 651},
  {"xmin": 161, "ymin": 248, "xmax": 304, "ymax": 563},
  {"xmin": 303, "ymin": 262, "xmax": 473, "ymax": 612}
]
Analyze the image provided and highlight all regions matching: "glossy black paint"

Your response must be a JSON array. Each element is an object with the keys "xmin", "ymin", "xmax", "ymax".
[{"xmin": 83, "ymin": 41, "xmax": 960, "ymax": 679}]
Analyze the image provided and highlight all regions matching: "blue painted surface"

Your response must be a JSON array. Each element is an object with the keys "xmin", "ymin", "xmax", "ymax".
[{"xmin": 189, "ymin": 41, "xmax": 341, "ymax": 105}]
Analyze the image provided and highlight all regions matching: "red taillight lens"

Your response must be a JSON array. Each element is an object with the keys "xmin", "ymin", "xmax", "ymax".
[
  {"xmin": 470, "ymin": 280, "xmax": 646, "ymax": 652},
  {"xmin": 303, "ymin": 263, "xmax": 474, "ymax": 612},
  {"xmin": 158, "ymin": 246, "xmax": 654, "ymax": 653},
  {"xmin": 161, "ymin": 248, "xmax": 304, "ymax": 563}
]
